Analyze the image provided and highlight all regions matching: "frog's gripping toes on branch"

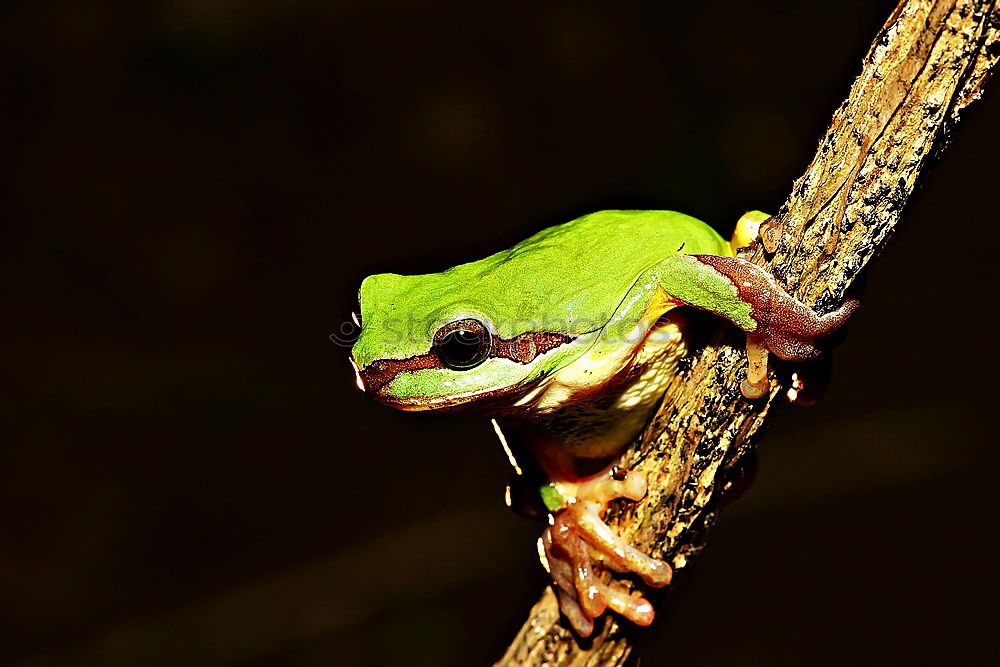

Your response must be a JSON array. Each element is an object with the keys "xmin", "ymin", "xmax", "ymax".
[{"xmin": 539, "ymin": 466, "xmax": 670, "ymax": 638}]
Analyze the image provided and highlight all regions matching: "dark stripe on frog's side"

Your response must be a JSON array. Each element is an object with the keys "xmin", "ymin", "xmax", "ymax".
[
  {"xmin": 361, "ymin": 331, "xmax": 576, "ymax": 393},
  {"xmin": 692, "ymin": 255, "xmax": 858, "ymax": 361}
]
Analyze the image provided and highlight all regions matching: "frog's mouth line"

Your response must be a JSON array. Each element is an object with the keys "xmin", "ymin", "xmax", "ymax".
[
  {"xmin": 372, "ymin": 384, "xmax": 530, "ymax": 412},
  {"xmin": 358, "ymin": 330, "xmax": 578, "ymax": 400}
]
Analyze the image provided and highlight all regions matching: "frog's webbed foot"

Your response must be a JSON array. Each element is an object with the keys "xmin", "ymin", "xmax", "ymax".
[
  {"xmin": 540, "ymin": 467, "xmax": 672, "ymax": 637},
  {"xmin": 739, "ymin": 293, "xmax": 859, "ymax": 398}
]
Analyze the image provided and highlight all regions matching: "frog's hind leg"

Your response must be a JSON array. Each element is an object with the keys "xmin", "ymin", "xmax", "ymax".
[
  {"xmin": 654, "ymin": 254, "xmax": 859, "ymax": 399},
  {"xmin": 692, "ymin": 255, "xmax": 858, "ymax": 397},
  {"xmin": 692, "ymin": 254, "xmax": 860, "ymax": 358}
]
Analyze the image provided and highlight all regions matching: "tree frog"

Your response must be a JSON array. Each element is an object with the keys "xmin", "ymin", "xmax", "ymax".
[{"xmin": 349, "ymin": 210, "xmax": 856, "ymax": 636}]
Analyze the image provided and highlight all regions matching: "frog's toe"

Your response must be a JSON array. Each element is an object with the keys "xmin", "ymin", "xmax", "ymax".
[
  {"xmin": 568, "ymin": 500, "xmax": 672, "ymax": 587},
  {"xmin": 542, "ymin": 516, "xmax": 660, "ymax": 635},
  {"xmin": 542, "ymin": 523, "xmax": 599, "ymax": 635},
  {"xmin": 540, "ymin": 466, "xmax": 672, "ymax": 635},
  {"xmin": 604, "ymin": 586, "xmax": 655, "ymax": 626},
  {"xmin": 741, "ymin": 376, "xmax": 770, "ymax": 399},
  {"xmin": 555, "ymin": 588, "xmax": 594, "ymax": 637}
]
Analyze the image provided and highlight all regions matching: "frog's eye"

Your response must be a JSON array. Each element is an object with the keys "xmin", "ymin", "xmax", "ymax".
[{"xmin": 433, "ymin": 318, "xmax": 492, "ymax": 370}]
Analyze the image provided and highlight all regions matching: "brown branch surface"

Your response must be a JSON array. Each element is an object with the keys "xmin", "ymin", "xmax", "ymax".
[{"xmin": 497, "ymin": 1, "xmax": 1000, "ymax": 664}]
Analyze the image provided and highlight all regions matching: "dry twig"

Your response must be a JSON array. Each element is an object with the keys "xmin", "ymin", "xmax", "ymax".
[{"xmin": 498, "ymin": 1, "xmax": 1000, "ymax": 664}]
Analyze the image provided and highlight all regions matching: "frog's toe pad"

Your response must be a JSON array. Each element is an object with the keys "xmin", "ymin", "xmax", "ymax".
[
  {"xmin": 741, "ymin": 376, "xmax": 769, "ymax": 399},
  {"xmin": 554, "ymin": 584, "xmax": 655, "ymax": 637}
]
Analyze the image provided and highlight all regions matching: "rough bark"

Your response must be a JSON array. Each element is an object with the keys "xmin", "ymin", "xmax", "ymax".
[{"xmin": 497, "ymin": 1, "xmax": 1000, "ymax": 664}]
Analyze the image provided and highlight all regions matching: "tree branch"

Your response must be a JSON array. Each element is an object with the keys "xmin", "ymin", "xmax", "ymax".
[{"xmin": 497, "ymin": 1, "xmax": 1000, "ymax": 664}]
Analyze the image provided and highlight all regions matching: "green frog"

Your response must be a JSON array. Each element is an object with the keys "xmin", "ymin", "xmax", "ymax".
[{"xmin": 349, "ymin": 210, "xmax": 856, "ymax": 635}]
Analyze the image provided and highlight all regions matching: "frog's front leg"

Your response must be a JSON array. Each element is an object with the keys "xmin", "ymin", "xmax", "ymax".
[{"xmin": 539, "ymin": 465, "xmax": 671, "ymax": 636}]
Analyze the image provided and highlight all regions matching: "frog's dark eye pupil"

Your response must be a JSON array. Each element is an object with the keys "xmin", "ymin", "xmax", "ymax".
[
  {"xmin": 439, "ymin": 330, "xmax": 481, "ymax": 363},
  {"xmin": 433, "ymin": 319, "xmax": 491, "ymax": 370}
]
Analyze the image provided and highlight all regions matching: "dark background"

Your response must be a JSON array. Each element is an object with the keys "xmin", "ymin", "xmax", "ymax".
[{"xmin": 3, "ymin": 1, "xmax": 998, "ymax": 665}]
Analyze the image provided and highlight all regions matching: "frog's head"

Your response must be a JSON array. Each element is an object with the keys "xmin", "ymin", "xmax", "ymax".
[{"xmin": 350, "ymin": 271, "xmax": 595, "ymax": 412}]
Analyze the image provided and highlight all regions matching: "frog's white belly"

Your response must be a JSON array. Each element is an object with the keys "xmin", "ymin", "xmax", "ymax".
[{"xmin": 510, "ymin": 316, "xmax": 688, "ymax": 459}]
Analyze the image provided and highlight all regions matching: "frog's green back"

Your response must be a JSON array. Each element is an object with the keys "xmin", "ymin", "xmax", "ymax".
[{"xmin": 353, "ymin": 210, "xmax": 728, "ymax": 366}]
